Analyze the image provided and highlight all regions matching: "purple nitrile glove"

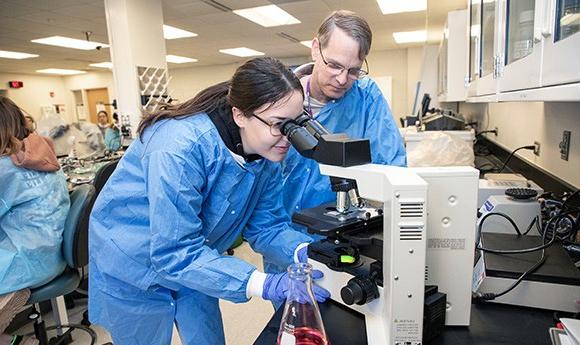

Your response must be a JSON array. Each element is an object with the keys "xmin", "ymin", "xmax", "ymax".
[
  {"xmin": 262, "ymin": 270, "xmax": 330, "ymax": 303},
  {"xmin": 297, "ymin": 245, "xmax": 309, "ymax": 263}
]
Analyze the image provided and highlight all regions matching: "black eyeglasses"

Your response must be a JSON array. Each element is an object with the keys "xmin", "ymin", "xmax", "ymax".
[
  {"xmin": 251, "ymin": 113, "xmax": 285, "ymax": 137},
  {"xmin": 318, "ymin": 44, "xmax": 369, "ymax": 79}
]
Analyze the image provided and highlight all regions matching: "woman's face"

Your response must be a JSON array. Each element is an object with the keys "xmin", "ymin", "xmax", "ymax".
[
  {"xmin": 234, "ymin": 90, "xmax": 304, "ymax": 162},
  {"xmin": 97, "ymin": 112, "xmax": 108, "ymax": 125}
]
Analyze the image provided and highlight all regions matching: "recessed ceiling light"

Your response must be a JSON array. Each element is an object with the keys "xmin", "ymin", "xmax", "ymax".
[
  {"xmin": 219, "ymin": 47, "xmax": 265, "ymax": 57},
  {"xmin": 392, "ymin": 30, "xmax": 427, "ymax": 43},
  {"xmin": 166, "ymin": 55, "xmax": 198, "ymax": 64},
  {"xmin": 163, "ymin": 25, "xmax": 198, "ymax": 39},
  {"xmin": 233, "ymin": 5, "xmax": 300, "ymax": 27},
  {"xmin": 90, "ymin": 62, "xmax": 113, "ymax": 68},
  {"xmin": 0, "ymin": 50, "xmax": 39, "ymax": 59},
  {"xmin": 36, "ymin": 68, "xmax": 86, "ymax": 75},
  {"xmin": 31, "ymin": 36, "xmax": 108, "ymax": 50},
  {"xmin": 376, "ymin": 0, "xmax": 426, "ymax": 15},
  {"xmin": 300, "ymin": 40, "xmax": 313, "ymax": 48}
]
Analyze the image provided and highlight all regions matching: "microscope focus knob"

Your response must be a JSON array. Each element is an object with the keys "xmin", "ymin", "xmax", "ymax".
[{"xmin": 341, "ymin": 276, "xmax": 379, "ymax": 306}]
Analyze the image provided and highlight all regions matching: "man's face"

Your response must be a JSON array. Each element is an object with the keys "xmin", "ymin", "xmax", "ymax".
[{"xmin": 311, "ymin": 28, "xmax": 365, "ymax": 100}]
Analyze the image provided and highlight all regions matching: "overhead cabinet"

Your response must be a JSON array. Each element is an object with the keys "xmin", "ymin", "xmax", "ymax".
[
  {"xmin": 465, "ymin": 0, "xmax": 580, "ymax": 102},
  {"xmin": 438, "ymin": 9, "xmax": 468, "ymax": 102}
]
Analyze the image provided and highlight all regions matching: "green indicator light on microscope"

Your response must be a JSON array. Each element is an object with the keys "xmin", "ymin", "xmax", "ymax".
[{"xmin": 340, "ymin": 255, "xmax": 355, "ymax": 264}]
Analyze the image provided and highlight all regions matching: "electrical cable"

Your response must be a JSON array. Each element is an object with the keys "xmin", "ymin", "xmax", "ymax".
[
  {"xmin": 474, "ymin": 210, "xmax": 578, "ymax": 301},
  {"xmin": 496, "ymin": 145, "xmax": 536, "ymax": 173},
  {"xmin": 476, "ymin": 213, "xmax": 567, "ymax": 254},
  {"xmin": 474, "ymin": 212, "xmax": 523, "ymax": 246},
  {"xmin": 522, "ymin": 216, "xmax": 541, "ymax": 236},
  {"xmin": 475, "ymin": 249, "xmax": 547, "ymax": 301}
]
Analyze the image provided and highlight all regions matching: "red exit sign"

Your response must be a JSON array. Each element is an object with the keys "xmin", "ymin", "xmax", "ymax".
[{"xmin": 8, "ymin": 81, "xmax": 24, "ymax": 88}]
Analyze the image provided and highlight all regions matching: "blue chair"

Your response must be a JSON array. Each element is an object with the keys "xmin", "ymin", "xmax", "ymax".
[{"xmin": 26, "ymin": 184, "xmax": 97, "ymax": 345}]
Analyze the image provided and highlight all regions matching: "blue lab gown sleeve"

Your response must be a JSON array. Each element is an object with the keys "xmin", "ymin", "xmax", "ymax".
[
  {"xmin": 145, "ymin": 149, "xmax": 257, "ymax": 303},
  {"xmin": 243, "ymin": 166, "xmax": 313, "ymax": 268},
  {"xmin": 362, "ymin": 80, "xmax": 407, "ymax": 167}
]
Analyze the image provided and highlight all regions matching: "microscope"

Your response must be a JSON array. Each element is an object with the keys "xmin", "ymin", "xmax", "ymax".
[{"xmin": 282, "ymin": 114, "xmax": 479, "ymax": 345}]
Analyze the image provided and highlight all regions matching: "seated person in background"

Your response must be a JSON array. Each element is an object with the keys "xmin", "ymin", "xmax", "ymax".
[
  {"xmin": 35, "ymin": 111, "xmax": 105, "ymax": 158},
  {"xmin": 96, "ymin": 110, "xmax": 111, "ymax": 138},
  {"xmin": 104, "ymin": 115, "xmax": 121, "ymax": 152},
  {"xmin": 0, "ymin": 97, "xmax": 70, "ymax": 345}
]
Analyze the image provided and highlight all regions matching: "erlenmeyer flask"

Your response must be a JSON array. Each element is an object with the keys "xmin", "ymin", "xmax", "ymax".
[{"xmin": 277, "ymin": 263, "xmax": 329, "ymax": 345}]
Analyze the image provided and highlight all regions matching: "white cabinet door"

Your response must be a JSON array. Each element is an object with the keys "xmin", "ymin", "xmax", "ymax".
[
  {"xmin": 499, "ymin": 0, "xmax": 544, "ymax": 91},
  {"xmin": 467, "ymin": 0, "xmax": 482, "ymax": 97},
  {"xmin": 438, "ymin": 10, "xmax": 468, "ymax": 102},
  {"xmin": 542, "ymin": 0, "xmax": 580, "ymax": 86},
  {"xmin": 437, "ymin": 25, "xmax": 448, "ymax": 97},
  {"xmin": 471, "ymin": 0, "xmax": 501, "ymax": 96}
]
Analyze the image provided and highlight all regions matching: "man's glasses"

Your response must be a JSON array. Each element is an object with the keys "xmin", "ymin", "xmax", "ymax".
[
  {"xmin": 318, "ymin": 44, "xmax": 369, "ymax": 79},
  {"xmin": 251, "ymin": 113, "xmax": 285, "ymax": 137}
]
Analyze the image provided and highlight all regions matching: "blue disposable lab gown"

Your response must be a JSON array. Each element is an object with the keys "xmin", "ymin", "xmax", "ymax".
[
  {"xmin": 0, "ymin": 158, "xmax": 69, "ymax": 294},
  {"xmin": 88, "ymin": 114, "xmax": 312, "ymax": 345},
  {"xmin": 104, "ymin": 126, "xmax": 121, "ymax": 152}
]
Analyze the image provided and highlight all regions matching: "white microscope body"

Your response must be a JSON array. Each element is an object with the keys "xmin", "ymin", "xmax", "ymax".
[{"xmin": 309, "ymin": 164, "xmax": 428, "ymax": 345}]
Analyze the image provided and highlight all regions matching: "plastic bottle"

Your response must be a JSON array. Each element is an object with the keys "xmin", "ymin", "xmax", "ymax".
[{"xmin": 277, "ymin": 263, "xmax": 329, "ymax": 345}]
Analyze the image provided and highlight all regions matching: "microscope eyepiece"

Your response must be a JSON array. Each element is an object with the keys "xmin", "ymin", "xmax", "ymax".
[
  {"xmin": 280, "ymin": 119, "xmax": 300, "ymax": 137},
  {"xmin": 280, "ymin": 119, "xmax": 318, "ymax": 157}
]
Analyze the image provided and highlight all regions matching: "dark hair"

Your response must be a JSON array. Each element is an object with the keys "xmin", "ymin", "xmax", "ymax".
[
  {"xmin": 318, "ymin": 10, "xmax": 372, "ymax": 60},
  {"xmin": 138, "ymin": 57, "xmax": 303, "ymax": 136},
  {"xmin": 97, "ymin": 110, "xmax": 109, "ymax": 118},
  {"xmin": 0, "ymin": 97, "xmax": 31, "ymax": 156}
]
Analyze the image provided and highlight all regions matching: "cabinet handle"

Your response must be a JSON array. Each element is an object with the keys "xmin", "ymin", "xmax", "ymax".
[{"xmin": 542, "ymin": 0, "xmax": 555, "ymax": 38}]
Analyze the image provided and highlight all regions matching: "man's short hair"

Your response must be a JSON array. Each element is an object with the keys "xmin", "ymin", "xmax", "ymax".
[{"xmin": 317, "ymin": 10, "xmax": 372, "ymax": 61}]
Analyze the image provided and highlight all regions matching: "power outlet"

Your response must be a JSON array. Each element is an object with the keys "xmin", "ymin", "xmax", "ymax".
[
  {"xmin": 494, "ymin": 127, "xmax": 499, "ymax": 136},
  {"xmin": 560, "ymin": 130, "xmax": 571, "ymax": 161},
  {"xmin": 533, "ymin": 141, "xmax": 541, "ymax": 156}
]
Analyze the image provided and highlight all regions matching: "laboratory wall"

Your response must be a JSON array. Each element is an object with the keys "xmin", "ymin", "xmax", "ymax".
[
  {"xmin": 0, "ymin": 73, "xmax": 72, "ymax": 122},
  {"xmin": 64, "ymin": 71, "xmax": 114, "ymax": 97},
  {"xmin": 460, "ymin": 101, "xmax": 580, "ymax": 188},
  {"xmin": 168, "ymin": 46, "xmax": 435, "ymax": 122},
  {"xmin": 0, "ymin": 45, "xmax": 434, "ymax": 127}
]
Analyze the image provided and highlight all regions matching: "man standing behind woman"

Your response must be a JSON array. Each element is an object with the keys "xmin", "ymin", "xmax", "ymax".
[
  {"xmin": 262, "ymin": 11, "xmax": 407, "ymax": 278},
  {"xmin": 283, "ymin": 10, "xmax": 407, "ymax": 218}
]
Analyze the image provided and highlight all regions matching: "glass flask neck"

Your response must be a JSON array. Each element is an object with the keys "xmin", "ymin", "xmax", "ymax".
[{"xmin": 278, "ymin": 263, "xmax": 329, "ymax": 345}]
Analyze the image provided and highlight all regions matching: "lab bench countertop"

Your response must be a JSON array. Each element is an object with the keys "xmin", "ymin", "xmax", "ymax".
[{"xmin": 254, "ymin": 299, "xmax": 558, "ymax": 345}]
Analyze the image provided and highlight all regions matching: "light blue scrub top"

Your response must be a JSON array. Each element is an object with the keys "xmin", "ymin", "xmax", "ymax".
[
  {"xmin": 0, "ymin": 158, "xmax": 69, "ymax": 294},
  {"xmin": 89, "ymin": 114, "xmax": 312, "ymax": 303}
]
